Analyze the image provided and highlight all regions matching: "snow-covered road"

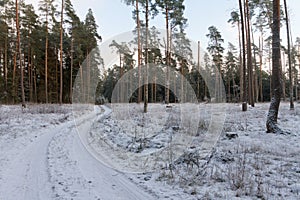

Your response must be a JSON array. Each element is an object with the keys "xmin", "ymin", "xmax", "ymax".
[{"xmin": 0, "ymin": 105, "xmax": 155, "ymax": 200}]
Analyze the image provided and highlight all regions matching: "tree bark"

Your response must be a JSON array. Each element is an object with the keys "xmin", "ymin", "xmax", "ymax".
[
  {"xmin": 284, "ymin": 0, "xmax": 294, "ymax": 110},
  {"xmin": 251, "ymin": 26, "xmax": 258, "ymax": 103},
  {"xmin": 238, "ymin": 22, "xmax": 243, "ymax": 102},
  {"xmin": 60, "ymin": 0, "xmax": 64, "ymax": 105},
  {"xmin": 16, "ymin": 0, "xmax": 26, "ymax": 107},
  {"xmin": 4, "ymin": 32, "xmax": 8, "ymax": 103},
  {"xmin": 282, "ymin": 51, "xmax": 286, "ymax": 101},
  {"xmin": 259, "ymin": 35, "xmax": 263, "ymax": 102},
  {"xmin": 266, "ymin": 0, "xmax": 282, "ymax": 133},
  {"xmin": 197, "ymin": 41, "xmax": 201, "ymax": 101},
  {"xmin": 70, "ymin": 35, "xmax": 73, "ymax": 103},
  {"xmin": 165, "ymin": 4, "xmax": 170, "ymax": 104},
  {"xmin": 239, "ymin": 0, "xmax": 247, "ymax": 111},
  {"xmin": 136, "ymin": 0, "xmax": 142, "ymax": 103},
  {"xmin": 144, "ymin": 0, "xmax": 149, "ymax": 113},
  {"xmin": 45, "ymin": 6, "xmax": 49, "ymax": 103},
  {"xmin": 246, "ymin": 0, "xmax": 254, "ymax": 107}
]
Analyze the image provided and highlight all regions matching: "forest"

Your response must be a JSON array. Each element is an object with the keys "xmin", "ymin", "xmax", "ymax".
[
  {"xmin": 0, "ymin": 0, "xmax": 299, "ymax": 124},
  {"xmin": 0, "ymin": 0, "xmax": 300, "ymax": 105},
  {"xmin": 0, "ymin": 0, "xmax": 101, "ymax": 105}
]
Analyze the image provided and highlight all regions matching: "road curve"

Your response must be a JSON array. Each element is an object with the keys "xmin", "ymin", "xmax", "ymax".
[{"xmin": 0, "ymin": 105, "xmax": 155, "ymax": 200}]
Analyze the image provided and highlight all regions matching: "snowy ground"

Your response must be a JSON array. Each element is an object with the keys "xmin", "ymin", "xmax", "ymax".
[
  {"xmin": 89, "ymin": 102, "xmax": 300, "ymax": 200},
  {"xmin": 0, "ymin": 102, "xmax": 299, "ymax": 200},
  {"xmin": 0, "ymin": 104, "xmax": 155, "ymax": 200}
]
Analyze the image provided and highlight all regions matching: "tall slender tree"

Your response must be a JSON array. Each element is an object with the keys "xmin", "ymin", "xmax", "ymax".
[
  {"xmin": 206, "ymin": 26, "xmax": 224, "ymax": 102},
  {"xmin": 16, "ymin": 0, "xmax": 25, "ymax": 107},
  {"xmin": 39, "ymin": 0, "xmax": 55, "ymax": 103},
  {"xmin": 239, "ymin": 0, "xmax": 247, "ymax": 111},
  {"xmin": 21, "ymin": 3, "xmax": 39, "ymax": 103},
  {"xmin": 136, "ymin": 0, "xmax": 142, "ymax": 103},
  {"xmin": 144, "ymin": 0, "xmax": 149, "ymax": 112},
  {"xmin": 84, "ymin": 8, "xmax": 101, "ymax": 102},
  {"xmin": 266, "ymin": 0, "xmax": 282, "ymax": 133},
  {"xmin": 283, "ymin": 0, "xmax": 294, "ymax": 110},
  {"xmin": 246, "ymin": 0, "xmax": 254, "ymax": 107},
  {"xmin": 228, "ymin": 10, "xmax": 243, "ymax": 102},
  {"xmin": 156, "ymin": 0, "xmax": 186, "ymax": 104},
  {"xmin": 122, "ymin": 0, "xmax": 143, "ymax": 103},
  {"xmin": 225, "ymin": 42, "xmax": 238, "ymax": 102},
  {"xmin": 65, "ymin": 0, "xmax": 82, "ymax": 103},
  {"xmin": 59, "ymin": 0, "xmax": 64, "ymax": 104}
]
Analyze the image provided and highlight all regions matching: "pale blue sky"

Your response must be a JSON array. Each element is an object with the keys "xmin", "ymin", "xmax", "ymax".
[
  {"xmin": 70, "ymin": 0, "xmax": 300, "ymax": 48},
  {"xmin": 71, "ymin": 0, "xmax": 239, "ymax": 46},
  {"xmin": 30, "ymin": 0, "xmax": 300, "ymax": 50}
]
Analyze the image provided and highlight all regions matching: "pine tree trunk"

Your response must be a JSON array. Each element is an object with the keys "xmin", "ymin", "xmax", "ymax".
[
  {"xmin": 197, "ymin": 41, "xmax": 201, "ymax": 101},
  {"xmin": 0, "ymin": 51, "xmax": 2, "ymax": 96},
  {"xmin": 55, "ymin": 46, "xmax": 58, "ymax": 103},
  {"xmin": 45, "ymin": 9, "xmax": 49, "ymax": 103},
  {"xmin": 87, "ymin": 50, "xmax": 90, "ymax": 102},
  {"xmin": 282, "ymin": 51, "xmax": 286, "ymax": 101},
  {"xmin": 144, "ymin": 0, "xmax": 149, "ymax": 113},
  {"xmin": 266, "ymin": 0, "xmax": 282, "ymax": 133},
  {"xmin": 294, "ymin": 45, "xmax": 300, "ymax": 102},
  {"xmin": 238, "ymin": 22, "xmax": 243, "ymax": 103},
  {"xmin": 33, "ymin": 65, "xmax": 37, "ymax": 103},
  {"xmin": 16, "ymin": 0, "xmax": 25, "ymax": 107},
  {"xmin": 246, "ymin": 0, "xmax": 254, "ymax": 107},
  {"xmin": 251, "ymin": 28, "xmax": 259, "ymax": 103},
  {"xmin": 80, "ymin": 64, "xmax": 84, "ymax": 101},
  {"xmin": 165, "ymin": 5, "xmax": 170, "ymax": 104},
  {"xmin": 13, "ymin": 51, "xmax": 17, "ymax": 103},
  {"xmin": 119, "ymin": 53, "xmax": 122, "ymax": 103},
  {"xmin": 269, "ymin": 44, "xmax": 272, "ymax": 100},
  {"xmin": 180, "ymin": 63, "xmax": 184, "ymax": 102},
  {"xmin": 295, "ymin": 68, "xmax": 298, "ymax": 102},
  {"xmin": 154, "ymin": 71, "xmax": 157, "ymax": 102},
  {"xmin": 284, "ymin": 0, "xmax": 294, "ymax": 109},
  {"xmin": 28, "ymin": 39, "xmax": 33, "ymax": 102},
  {"xmin": 4, "ymin": 33, "xmax": 8, "ymax": 103},
  {"xmin": 136, "ymin": 0, "xmax": 142, "ymax": 103},
  {"xmin": 70, "ymin": 36, "xmax": 73, "ymax": 103},
  {"xmin": 251, "ymin": 27, "xmax": 258, "ymax": 103},
  {"xmin": 239, "ymin": 0, "xmax": 247, "ymax": 111},
  {"xmin": 59, "ymin": 0, "xmax": 64, "ymax": 105},
  {"xmin": 259, "ymin": 35, "xmax": 263, "ymax": 102}
]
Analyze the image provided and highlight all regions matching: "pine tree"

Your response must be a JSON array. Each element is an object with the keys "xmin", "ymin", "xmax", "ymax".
[
  {"xmin": 266, "ymin": 0, "xmax": 282, "ymax": 133},
  {"xmin": 0, "ymin": 2, "xmax": 10, "ymax": 103},
  {"xmin": 206, "ymin": 25, "xmax": 224, "ymax": 102},
  {"xmin": 283, "ymin": 0, "xmax": 294, "ymax": 110},
  {"xmin": 173, "ymin": 30, "xmax": 192, "ymax": 102},
  {"xmin": 155, "ymin": 0, "xmax": 187, "ymax": 104},
  {"xmin": 228, "ymin": 10, "xmax": 243, "ymax": 102},
  {"xmin": 225, "ymin": 42, "xmax": 238, "ymax": 102},
  {"xmin": 65, "ymin": 0, "xmax": 83, "ymax": 103},
  {"xmin": 83, "ymin": 8, "xmax": 101, "ymax": 102},
  {"xmin": 246, "ymin": 0, "xmax": 254, "ymax": 107},
  {"xmin": 39, "ymin": 0, "xmax": 56, "ymax": 103},
  {"xmin": 59, "ymin": 0, "xmax": 64, "ymax": 104},
  {"xmin": 122, "ymin": 0, "xmax": 143, "ymax": 103},
  {"xmin": 16, "ymin": 0, "xmax": 25, "ymax": 107},
  {"xmin": 239, "ymin": 0, "xmax": 247, "ymax": 110},
  {"xmin": 21, "ymin": 3, "xmax": 39, "ymax": 103}
]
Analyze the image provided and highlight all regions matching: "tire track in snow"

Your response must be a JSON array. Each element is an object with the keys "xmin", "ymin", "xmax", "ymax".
[
  {"xmin": 73, "ymin": 105, "xmax": 156, "ymax": 200},
  {"xmin": 0, "ymin": 105, "xmax": 156, "ymax": 200},
  {"xmin": 0, "ymin": 122, "xmax": 64, "ymax": 200}
]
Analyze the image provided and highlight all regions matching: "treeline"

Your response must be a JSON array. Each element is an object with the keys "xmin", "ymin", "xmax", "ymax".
[
  {"xmin": 0, "ymin": 0, "xmax": 101, "ymax": 104},
  {"xmin": 100, "ymin": 0, "xmax": 300, "ymax": 106},
  {"xmin": 0, "ymin": 0, "xmax": 300, "ymax": 106}
]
